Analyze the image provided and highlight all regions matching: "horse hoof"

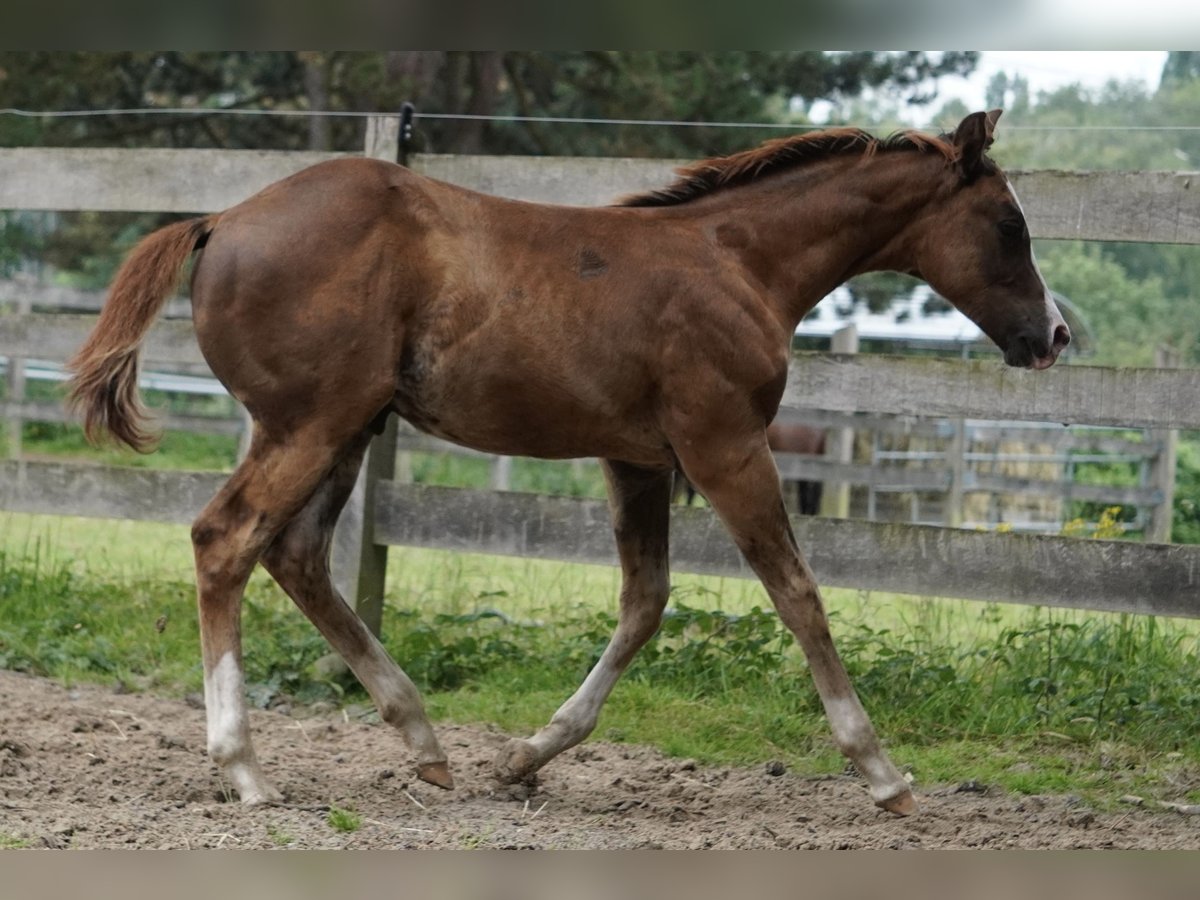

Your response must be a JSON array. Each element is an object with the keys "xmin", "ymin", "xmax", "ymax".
[
  {"xmin": 239, "ymin": 784, "xmax": 285, "ymax": 806},
  {"xmin": 877, "ymin": 789, "xmax": 919, "ymax": 817},
  {"xmin": 494, "ymin": 738, "xmax": 540, "ymax": 783},
  {"xmin": 416, "ymin": 761, "xmax": 455, "ymax": 790}
]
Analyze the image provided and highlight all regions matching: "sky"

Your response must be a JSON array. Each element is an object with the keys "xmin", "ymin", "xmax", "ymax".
[{"xmin": 935, "ymin": 50, "xmax": 1169, "ymax": 113}]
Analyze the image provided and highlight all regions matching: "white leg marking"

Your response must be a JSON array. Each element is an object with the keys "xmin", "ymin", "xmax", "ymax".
[
  {"xmin": 825, "ymin": 695, "xmax": 910, "ymax": 803},
  {"xmin": 204, "ymin": 651, "xmax": 246, "ymax": 762},
  {"xmin": 204, "ymin": 651, "xmax": 280, "ymax": 804},
  {"xmin": 354, "ymin": 638, "xmax": 446, "ymax": 768}
]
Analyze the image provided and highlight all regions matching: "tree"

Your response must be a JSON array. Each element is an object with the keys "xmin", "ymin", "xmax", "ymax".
[
  {"xmin": 1161, "ymin": 51, "xmax": 1200, "ymax": 86},
  {"xmin": 0, "ymin": 51, "xmax": 978, "ymax": 156},
  {"xmin": 0, "ymin": 52, "xmax": 980, "ymax": 284},
  {"xmin": 1035, "ymin": 242, "xmax": 1188, "ymax": 367}
]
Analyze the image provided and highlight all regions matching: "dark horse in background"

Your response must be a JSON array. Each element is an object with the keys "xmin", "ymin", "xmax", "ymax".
[
  {"xmin": 675, "ymin": 420, "xmax": 826, "ymax": 514},
  {"xmin": 68, "ymin": 110, "xmax": 1068, "ymax": 816}
]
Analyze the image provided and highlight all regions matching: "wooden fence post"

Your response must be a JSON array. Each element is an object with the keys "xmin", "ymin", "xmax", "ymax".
[
  {"xmin": 943, "ymin": 419, "xmax": 966, "ymax": 527},
  {"xmin": 490, "ymin": 455, "xmax": 513, "ymax": 491},
  {"xmin": 329, "ymin": 114, "xmax": 402, "ymax": 637},
  {"xmin": 819, "ymin": 324, "xmax": 858, "ymax": 518},
  {"xmin": 4, "ymin": 292, "xmax": 31, "ymax": 459},
  {"xmin": 1147, "ymin": 344, "xmax": 1180, "ymax": 543}
]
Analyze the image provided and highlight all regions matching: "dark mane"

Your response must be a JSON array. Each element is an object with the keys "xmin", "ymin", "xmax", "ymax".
[{"xmin": 619, "ymin": 127, "xmax": 961, "ymax": 208}]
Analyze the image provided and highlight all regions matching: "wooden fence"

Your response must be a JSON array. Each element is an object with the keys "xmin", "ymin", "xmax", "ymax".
[
  {"xmin": 3, "ymin": 114, "xmax": 1200, "ymax": 627},
  {"xmin": 1, "ymin": 288, "xmax": 1176, "ymax": 531}
]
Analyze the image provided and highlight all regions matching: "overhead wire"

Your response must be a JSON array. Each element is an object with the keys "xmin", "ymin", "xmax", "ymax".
[{"xmin": 1, "ymin": 107, "xmax": 1199, "ymax": 132}]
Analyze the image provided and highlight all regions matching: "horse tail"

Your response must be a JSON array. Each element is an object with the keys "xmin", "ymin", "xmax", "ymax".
[{"xmin": 67, "ymin": 215, "xmax": 215, "ymax": 452}]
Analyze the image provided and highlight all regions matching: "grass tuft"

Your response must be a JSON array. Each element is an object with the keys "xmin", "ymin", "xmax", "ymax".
[{"xmin": 327, "ymin": 806, "xmax": 362, "ymax": 834}]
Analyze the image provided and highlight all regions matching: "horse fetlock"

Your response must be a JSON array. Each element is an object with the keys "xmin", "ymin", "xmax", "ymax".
[
  {"xmin": 832, "ymin": 727, "xmax": 879, "ymax": 761},
  {"xmin": 206, "ymin": 733, "xmax": 246, "ymax": 768},
  {"xmin": 820, "ymin": 693, "xmax": 881, "ymax": 756}
]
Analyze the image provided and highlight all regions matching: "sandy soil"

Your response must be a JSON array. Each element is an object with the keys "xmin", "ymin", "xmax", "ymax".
[{"xmin": 2, "ymin": 669, "xmax": 1198, "ymax": 849}]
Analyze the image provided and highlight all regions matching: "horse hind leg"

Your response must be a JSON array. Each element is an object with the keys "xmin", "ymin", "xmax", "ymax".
[
  {"xmin": 677, "ymin": 434, "xmax": 915, "ymax": 815},
  {"xmin": 495, "ymin": 460, "xmax": 672, "ymax": 782},
  {"xmin": 191, "ymin": 427, "xmax": 355, "ymax": 804},
  {"xmin": 259, "ymin": 430, "xmax": 451, "ymax": 789}
]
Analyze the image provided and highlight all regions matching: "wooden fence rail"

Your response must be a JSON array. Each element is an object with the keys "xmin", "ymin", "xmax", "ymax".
[
  {"xmin": 4, "ymin": 123, "xmax": 1200, "ymax": 629},
  {"xmin": 6, "ymin": 313, "xmax": 1200, "ymax": 430},
  {"xmin": 4, "ymin": 459, "xmax": 1199, "ymax": 619},
  {"xmin": 1, "ymin": 147, "xmax": 1198, "ymax": 245}
]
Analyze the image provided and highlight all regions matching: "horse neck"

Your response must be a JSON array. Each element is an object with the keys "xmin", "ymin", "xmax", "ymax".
[{"xmin": 683, "ymin": 152, "xmax": 949, "ymax": 330}]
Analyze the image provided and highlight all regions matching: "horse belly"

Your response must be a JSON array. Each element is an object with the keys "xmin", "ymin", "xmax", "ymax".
[{"xmin": 392, "ymin": 338, "xmax": 670, "ymax": 465}]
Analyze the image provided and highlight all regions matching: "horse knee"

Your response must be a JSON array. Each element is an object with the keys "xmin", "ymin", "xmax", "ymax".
[{"xmin": 192, "ymin": 520, "xmax": 239, "ymax": 594}]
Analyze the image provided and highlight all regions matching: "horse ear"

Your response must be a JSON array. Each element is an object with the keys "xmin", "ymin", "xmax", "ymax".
[{"xmin": 953, "ymin": 109, "xmax": 1001, "ymax": 180}]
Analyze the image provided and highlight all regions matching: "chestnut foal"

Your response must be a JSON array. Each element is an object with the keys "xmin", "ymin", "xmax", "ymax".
[{"xmin": 69, "ymin": 110, "xmax": 1067, "ymax": 815}]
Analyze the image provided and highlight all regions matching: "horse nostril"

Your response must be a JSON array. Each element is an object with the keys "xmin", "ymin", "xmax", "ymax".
[{"xmin": 1053, "ymin": 324, "xmax": 1071, "ymax": 349}]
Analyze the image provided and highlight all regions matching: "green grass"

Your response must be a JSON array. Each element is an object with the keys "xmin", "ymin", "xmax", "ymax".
[
  {"xmin": 15, "ymin": 420, "xmax": 240, "ymax": 473},
  {"xmin": 265, "ymin": 824, "xmax": 295, "ymax": 847},
  {"xmin": 5, "ymin": 418, "xmax": 1200, "ymax": 806},
  {"xmin": 4, "ymin": 520, "xmax": 1200, "ymax": 806},
  {"xmin": 326, "ymin": 806, "xmax": 362, "ymax": 834}
]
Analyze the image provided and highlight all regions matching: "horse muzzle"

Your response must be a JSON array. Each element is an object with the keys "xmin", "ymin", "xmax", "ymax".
[{"xmin": 1005, "ymin": 323, "xmax": 1071, "ymax": 370}]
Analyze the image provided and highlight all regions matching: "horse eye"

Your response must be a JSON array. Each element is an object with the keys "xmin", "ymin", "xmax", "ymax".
[{"xmin": 998, "ymin": 219, "xmax": 1024, "ymax": 238}]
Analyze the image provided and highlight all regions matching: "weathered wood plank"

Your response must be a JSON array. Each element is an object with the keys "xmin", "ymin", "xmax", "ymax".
[
  {"xmin": 1010, "ymin": 169, "xmax": 1200, "ymax": 245},
  {"xmin": 774, "ymin": 454, "xmax": 949, "ymax": 491},
  {"xmin": 373, "ymin": 482, "xmax": 1200, "ymax": 618},
  {"xmin": 784, "ymin": 353, "xmax": 1200, "ymax": 430},
  {"xmin": 772, "ymin": 453, "xmax": 1159, "ymax": 506},
  {"xmin": 1, "ymin": 147, "xmax": 1197, "ymax": 245},
  {"xmin": 411, "ymin": 153, "xmax": 678, "ymax": 207},
  {"xmin": 413, "ymin": 159, "xmax": 1200, "ymax": 244},
  {"xmin": 0, "ymin": 313, "xmax": 209, "ymax": 370},
  {"xmin": 0, "ymin": 460, "xmax": 224, "ymax": 524},
  {"xmin": 0, "ymin": 279, "xmax": 191, "ymax": 319},
  {"xmin": 0, "ymin": 148, "xmax": 344, "ymax": 212},
  {"xmin": 9, "ymin": 313, "xmax": 1200, "ymax": 430},
  {"xmin": 5, "ymin": 461, "xmax": 1199, "ymax": 618}
]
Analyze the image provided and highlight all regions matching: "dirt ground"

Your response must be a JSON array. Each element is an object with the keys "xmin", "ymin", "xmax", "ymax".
[{"xmin": 2, "ymin": 669, "xmax": 1198, "ymax": 849}]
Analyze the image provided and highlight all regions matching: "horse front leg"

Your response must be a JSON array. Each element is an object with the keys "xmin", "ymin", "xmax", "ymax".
[
  {"xmin": 678, "ymin": 433, "xmax": 916, "ymax": 815},
  {"xmin": 495, "ymin": 460, "xmax": 672, "ymax": 782}
]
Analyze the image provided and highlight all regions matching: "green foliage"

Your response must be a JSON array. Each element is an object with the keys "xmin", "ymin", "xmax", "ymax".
[
  {"xmin": 5, "ymin": 537, "xmax": 1200, "ymax": 801},
  {"xmin": 326, "ymin": 806, "xmax": 361, "ymax": 834},
  {"xmin": 0, "ymin": 51, "xmax": 975, "ymax": 155},
  {"xmin": 0, "ymin": 51, "xmax": 974, "ymax": 281},
  {"xmin": 1035, "ymin": 242, "xmax": 1177, "ymax": 367},
  {"xmin": 385, "ymin": 609, "xmax": 525, "ymax": 691},
  {"xmin": 1172, "ymin": 440, "xmax": 1200, "ymax": 544},
  {"xmin": 19, "ymin": 420, "xmax": 238, "ymax": 472},
  {"xmin": 265, "ymin": 824, "xmax": 294, "ymax": 847},
  {"xmin": 410, "ymin": 453, "xmax": 607, "ymax": 500},
  {"xmin": 0, "ymin": 545, "xmax": 201, "ymax": 688}
]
